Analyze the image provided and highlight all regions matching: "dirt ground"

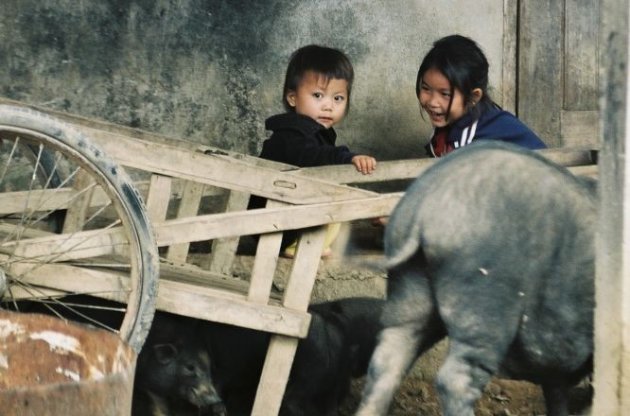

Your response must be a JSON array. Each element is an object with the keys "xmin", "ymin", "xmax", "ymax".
[{"xmin": 338, "ymin": 376, "xmax": 593, "ymax": 416}]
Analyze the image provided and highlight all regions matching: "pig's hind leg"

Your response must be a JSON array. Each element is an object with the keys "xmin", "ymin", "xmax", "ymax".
[
  {"xmin": 356, "ymin": 260, "xmax": 444, "ymax": 416},
  {"xmin": 434, "ymin": 268, "xmax": 525, "ymax": 416}
]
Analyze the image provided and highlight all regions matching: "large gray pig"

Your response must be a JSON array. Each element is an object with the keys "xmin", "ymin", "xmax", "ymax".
[{"xmin": 356, "ymin": 142, "xmax": 596, "ymax": 416}]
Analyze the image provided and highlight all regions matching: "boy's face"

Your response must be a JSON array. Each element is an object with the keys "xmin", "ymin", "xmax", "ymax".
[
  {"xmin": 418, "ymin": 67, "xmax": 466, "ymax": 128},
  {"xmin": 286, "ymin": 71, "xmax": 348, "ymax": 129}
]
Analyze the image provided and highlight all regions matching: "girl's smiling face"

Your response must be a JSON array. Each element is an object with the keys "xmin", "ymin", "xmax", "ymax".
[{"xmin": 418, "ymin": 67, "xmax": 467, "ymax": 128}]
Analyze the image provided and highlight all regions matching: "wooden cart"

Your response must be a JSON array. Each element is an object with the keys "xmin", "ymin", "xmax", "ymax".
[{"xmin": 0, "ymin": 102, "xmax": 598, "ymax": 415}]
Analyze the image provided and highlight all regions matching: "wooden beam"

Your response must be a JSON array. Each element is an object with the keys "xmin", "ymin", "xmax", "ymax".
[
  {"xmin": 153, "ymin": 193, "xmax": 402, "ymax": 246},
  {"xmin": 592, "ymin": 0, "xmax": 630, "ymax": 414}
]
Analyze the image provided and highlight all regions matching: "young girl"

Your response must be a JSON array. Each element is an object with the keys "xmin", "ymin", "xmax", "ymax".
[
  {"xmin": 256, "ymin": 44, "xmax": 377, "ymax": 258},
  {"xmin": 417, "ymin": 35, "xmax": 546, "ymax": 157}
]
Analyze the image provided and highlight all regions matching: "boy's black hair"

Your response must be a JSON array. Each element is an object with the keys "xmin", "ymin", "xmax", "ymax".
[
  {"xmin": 282, "ymin": 44, "xmax": 354, "ymax": 112},
  {"xmin": 416, "ymin": 34, "xmax": 495, "ymax": 121}
]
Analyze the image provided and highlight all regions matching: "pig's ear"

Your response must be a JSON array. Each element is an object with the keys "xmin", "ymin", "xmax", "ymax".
[{"xmin": 153, "ymin": 343, "xmax": 178, "ymax": 364}]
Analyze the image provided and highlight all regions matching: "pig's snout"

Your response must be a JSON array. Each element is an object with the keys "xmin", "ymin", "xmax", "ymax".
[{"xmin": 189, "ymin": 381, "xmax": 223, "ymax": 407}]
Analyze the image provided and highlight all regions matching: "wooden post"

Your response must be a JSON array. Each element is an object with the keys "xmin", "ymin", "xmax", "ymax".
[{"xmin": 593, "ymin": 0, "xmax": 630, "ymax": 414}]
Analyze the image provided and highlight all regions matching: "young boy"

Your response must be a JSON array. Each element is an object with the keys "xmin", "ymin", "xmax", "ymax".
[{"xmin": 258, "ymin": 44, "xmax": 376, "ymax": 258}]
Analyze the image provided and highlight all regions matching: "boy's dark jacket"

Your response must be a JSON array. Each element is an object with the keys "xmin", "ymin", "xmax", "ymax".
[
  {"xmin": 260, "ymin": 112, "xmax": 356, "ymax": 166},
  {"xmin": 249, "ymin": 112, "xmax": 355, "ymax": 247},
  {"xmin": 425, "ymin": 105, "xmax": 547, "ymax": 157}
]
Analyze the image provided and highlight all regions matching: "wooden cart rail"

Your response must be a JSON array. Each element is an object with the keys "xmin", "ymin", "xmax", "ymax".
[{"xmin": 0, "ymin": 98, "xmax": 598, "ymax": 415}]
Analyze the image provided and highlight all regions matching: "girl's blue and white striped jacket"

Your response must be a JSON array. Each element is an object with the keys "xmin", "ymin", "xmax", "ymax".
[{"xmin": 425, "ymin": 106, "xmax": 547, "ymax": 157}]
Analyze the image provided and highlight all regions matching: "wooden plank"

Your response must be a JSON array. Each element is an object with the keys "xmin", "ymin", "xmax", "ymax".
[
  {"xmin": 0, "ymin": 186, "xmax": 111, "ymax": 216},
  {"xmin": 282, "ymin": 227, "xmax": 328, "ymax": 310},
  {"xmin": 568, "ymin": 165, "xmax": 598, "ymax": 178},
  {"xmin": 0, "ymin": 148, "xmax": 596, "ymax": 220},
  {"xmin": 156, "ymin": 277, "xmax": 311, "ymax": 338},
  {"xmin": 246, "ymin": 232, "xmax": 283, "ymax": 303},
  {"xmin": 145, "ymin": 174, "xmax": 172, "ymax": 222},
  {"xmin": 251, "ymin": 227, "xmax": 327, "ymax": 416},
  {"xmin": 158, "ymin": 260, "xmax": 254, "ymax": 297},
  {"xmin": 0, "ymin": 193, "xmax": 398, "ymax": 261},
  {"xmin": 154, "ymin": 193, "xmax": 401, "ymax": 246},
  {"xmin": 3, "ymin": 162, "xmax": 595, "ymax": 260},
  {"xmin": 62, "ymin": 170, "xmax": 95, "ymax": 233},
  {"xmin": 4, "ymin": 260, "xmax": 131, "ymax": 304},
  {"xmin": 166, "ymin": 180, "xmax": 204, "ymax": 262},
  {"xmin": 537, "ymin": 147, "xmax": 597, "ymax": 167},
  {"xmin": 79, "ymin": 129, "xmax": 377, "ymax": 205},
  {"xmin": 247, "ymin": 200, "xmax": 284, "ymax": 303},
  {"xmin": 295, "ymin": 147, "xmax": 596, "ymax": 185},
  {"xmin": 0, "ymin": 225, "xmax": 130, "ymax": 262},
  {"xmin": 4, "ymin": 255, "xmax": 307, "ymax": 338},
  {"xmin": 592, "ymin": 0, "xmax": 630, "ymax": 414},
  {"xmin": 251, "ymin": 335, "xmax": 300, "ymax": 416},
  {"xmin": 0, "ymin": 188, "xmax": 75, "ymax": 215},
  {"xmin": 206, "ymin": 189, "xmax": 251, "ymax": 274}
]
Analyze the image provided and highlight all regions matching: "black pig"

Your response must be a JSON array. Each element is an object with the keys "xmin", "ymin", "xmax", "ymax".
[
  {"xmin": 309, "ymin": 297, "xmax": 384, "ymax": 378},
  {"xmin": 133, "ymin": 311, "xmax": 225, "ymax": 416},
  {"xmin": 202, "ymin": 297, "xmax": 384, "ymax": 416},
  {"xmin": 356, "ymin": 142, "xmax": 596, "ymax": 416}
]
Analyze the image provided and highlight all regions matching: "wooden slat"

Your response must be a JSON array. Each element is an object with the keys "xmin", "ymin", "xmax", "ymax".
[
  {"xmin": 247, "ymin": 201, "xmax": 284, "ymax": 303},
  {"xmin": 568, "ymin": 164, "xmax": 598, "ymax": 178},
  {"xmin": 82, "ymin": 129, "xmax": 376, "ymax": 205},
  {"xmin": 5, "ymin": 257, "xmax": 307, "ymax": 338},
  {"xmin": 0, "ymin": 188, "xmax": 74, "ymax": 214},
  {"xmin": 159, "ymin": 260, "xmax": 252, "ymax": 296},
  {"xmin": 166, "ymin": 180, "xmax": 204, "ymax": 262},
  {"xmin": 145, "ymin": 174, "xmax": 172, "ymax": 223},
  {"xmin": 154, "ymin": 193, "xmax": 401, "ymax": 246},
  {"xmin": 0, "ymin": 148, "xmax": 596, "ymax": 220},
  {"xmin": 251, "ymin": 335, "xmax": 300, "ymax": 415},
  {"xmin": 0, "ymin": 187, "xmax": 111, "ymax": 215},
  {"xmin": 206, "ymin": 189, "xmax": 250, "ymax": 274},
  {"xmin": 282, "ymin": 227, "xmax": 328, "ymax": 310},
  {"xmin": 156, "ymin": 277, "xmax": 311, "ymax": 338},
  {"xmin": 252, "ymin": 226, "xmax": 327, "ymax": 416},
  {"xmin": 592, "ymin": 1, "xmax": 629, "ymax": 414},
  {"xmin": 62, "ymin": 170, "xmax": 95, "ymax": 233},
  {"xmin": 0, "ymin": 193, "xmax": 399, "ymax": 262},
  {"xmin": 4, "ymin": 260, "xmax": 131, "ymax": 304},
  {"xmin": 295, "ymin": 147, "xmax": 596, "ymax": 185},
  {"xmin": 247, "ymin": 232, "xmax": 283, "ymax": 303},
  {"xmin": 0, "ymin": 226, "xmax": 130, "ymax": 262}
]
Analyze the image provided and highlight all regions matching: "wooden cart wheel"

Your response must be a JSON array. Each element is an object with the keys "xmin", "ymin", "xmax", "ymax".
[{"xmin": 0, "ymin": 104, "xmax": 159, "ymax": 352}]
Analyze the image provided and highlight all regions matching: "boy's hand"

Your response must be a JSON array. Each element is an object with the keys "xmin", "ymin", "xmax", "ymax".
[{"xmin": 351, "ymin": 155, "xmax": 377, "ymax": 175}]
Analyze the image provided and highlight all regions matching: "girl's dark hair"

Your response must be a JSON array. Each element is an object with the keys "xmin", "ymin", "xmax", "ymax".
[
  {"xmin": 282, "ymin": 44, "xmax": 354, "ymax": 112},
  {"xmin": 416, "ymin": 34, "xmax": 495, "ymax": 121}
]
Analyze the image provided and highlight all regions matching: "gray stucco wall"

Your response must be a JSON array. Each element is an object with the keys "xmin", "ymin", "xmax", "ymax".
[{"xmin": 1, "ymin": 0, "xmax": 505, "ymax": 160}]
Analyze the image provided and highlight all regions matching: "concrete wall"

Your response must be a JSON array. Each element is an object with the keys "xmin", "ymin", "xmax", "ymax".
[{"xmin": 1, "ymin": 0, "xmax": 506, "ymax": 160}]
